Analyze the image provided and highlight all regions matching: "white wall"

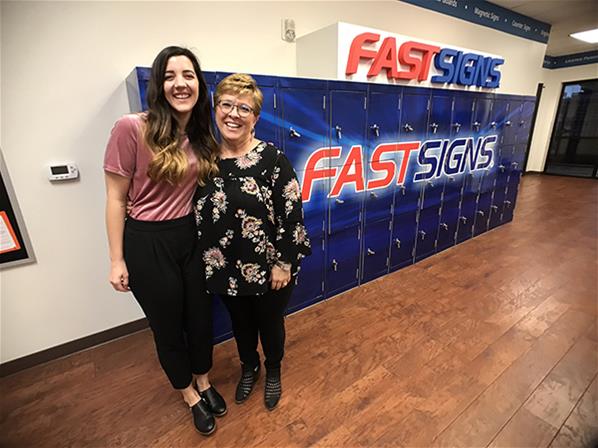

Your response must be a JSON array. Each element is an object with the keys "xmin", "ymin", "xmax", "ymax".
[
  {"xmin": 1, "ymin": 1, "xmax": 550, "ymax": 363},
  {"xmin": 526, "ymin": 64, "xmax": 598, "ymax": 172}
]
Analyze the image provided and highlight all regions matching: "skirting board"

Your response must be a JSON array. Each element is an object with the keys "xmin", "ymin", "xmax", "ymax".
[{"xmin": 0, "ymin": 318, "xmax": 149, "ymax": 377}]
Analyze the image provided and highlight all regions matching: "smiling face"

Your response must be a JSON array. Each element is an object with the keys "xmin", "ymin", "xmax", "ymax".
[
  {"xmin": 163, "ymin": 55, "xmax": 199, "ymax": 124},
  {"xmin": 215, "ymin": 93, "xmax": 259, "ymax": 145}
]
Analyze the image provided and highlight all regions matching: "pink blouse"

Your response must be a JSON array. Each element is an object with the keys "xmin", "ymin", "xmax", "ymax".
[{"xmin": 104, "ymin": 114, "xmax": 199, "ymax": 221}]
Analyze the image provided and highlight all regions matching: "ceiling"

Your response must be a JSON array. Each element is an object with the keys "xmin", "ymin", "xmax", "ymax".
[{"xmin": 490, "ymin": 0, "xmax": 598, "ymax": 56}]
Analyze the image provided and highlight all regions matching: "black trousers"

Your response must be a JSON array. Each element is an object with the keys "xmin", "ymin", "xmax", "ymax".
[
  {"xmin": 221, "ymin": 284, "xmax": 293, "ymax": 370},
  {"xmin": 124, "ymin": 214, "xmax": 213, "ymax": 389}
]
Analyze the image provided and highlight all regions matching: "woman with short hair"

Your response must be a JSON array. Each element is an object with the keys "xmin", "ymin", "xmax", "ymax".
[{"xmin": 194, "ymin": 73, "xmax": 311, "ymax": 411}]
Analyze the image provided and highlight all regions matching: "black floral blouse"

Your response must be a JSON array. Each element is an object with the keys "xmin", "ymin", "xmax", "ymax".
[{"xmin": 193, "ymin": 141, "xmax": 311, "ymax": 296}]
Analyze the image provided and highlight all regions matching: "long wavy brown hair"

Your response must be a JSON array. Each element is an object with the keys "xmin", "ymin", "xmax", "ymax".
[{"xmin": 144, "ymin": 46, "xmax": 218, "ymax": 186}]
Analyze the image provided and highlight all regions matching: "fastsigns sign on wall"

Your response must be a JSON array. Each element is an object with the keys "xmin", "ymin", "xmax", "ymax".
[{"xmin": 336, "ymin": 23, "xmax": 505, "ymax": 89}]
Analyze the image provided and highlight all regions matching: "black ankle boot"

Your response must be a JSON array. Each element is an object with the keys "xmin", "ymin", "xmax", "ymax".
[
  {"xmin": 235, "ymin": 364, "xmax": 260, "ymax": 404},
  {"xmin": 190, "ymin": 398, "xmax": 216, "ymax": 436},
  {"xmin": 264, "ymin": 368, "xmax": 282, "ymax": 411}
]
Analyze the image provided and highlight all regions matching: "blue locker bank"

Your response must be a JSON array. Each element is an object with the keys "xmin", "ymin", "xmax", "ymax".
[{"xmin": 127, "ymin": 68, "xmax": 535, "ymax": 343}]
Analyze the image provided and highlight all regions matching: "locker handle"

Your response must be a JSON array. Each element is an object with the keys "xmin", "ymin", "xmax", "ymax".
[
  {"xmin": 403, "ymin": 123, "xmax": 414, "ymax": 132},
  {"xmin": 394, "ymin": 239, "xmax": 401, "ymax": 249},
  {"xmin": 440, "ymin": 223, "xmax": 448, "ymax": 230},
  {"xmin": 491, "ymin": 205, "xmax": 498, "ymax": 211},
  {"xmin": 335, "ymin": 125, "xmax": 342, "ymax": 140},
  {"xmin": 289, "ymin": 127, "xmax": 301, "ymax": 138},
  {"xmin": 419, "ymin": 230, "xmax": 426, "ymax": 240},
  {"xmin": 477, "ymin": 210, "xmax": 485, "ymax": 217},
  {"xmin": 460, "ymin": 216, "xmax": 468, "ymax": 224},
  {"xmin": 400, "ymin": 185, "xmax": 407, "ymax": 195},
  {"xmin": 473, "ymin": 121, "xmax": 481, "ymax": 130},
  {"xmin": 512, "ymin": 162, "xmax": 519, "ymax": 168},
  {"xmin": 427, "ymin": 180, "xmax": 434, "ymax": 187},
  {"xmin": 331, "ymin": 259, "xmax": 338, "ymax": 272},
  {"xmin": 519, "ymin": 120, "xmax": 525, "ymax": 126},
  {"xmin": 370, "ymin": 192, "xmax": 378, "ymax": 198},
  {"xmin": 367, "ymin": 248, "xmax": 376, "ymax": 256},
  {"xmin": 335, "ymin": 198, "xmax": 345, "ymax": 204},
  {"xmin": 430, "ymin": 122, "xmax": 439, "ymax": 133},
  {"xmin": 453, "ymin": 122, "xmax": 462, "ymax": 132},
  {"xmin": 504, "ymin": 200, "xmax": 512, "ymax": 208},
  {"xmin": 499, "ymin": 164, "xmax": 506, "ymax": 172},
  {"xmin": 370, "ymin": 124, "xmax": 380, "ymax": 137},
  {"xmin": 490, "ymin": 121, "xmax": 497, "ymax": 129},
  {"xmin": 505, "ymin": 120, "xmax": 512, "ymax": 127}
]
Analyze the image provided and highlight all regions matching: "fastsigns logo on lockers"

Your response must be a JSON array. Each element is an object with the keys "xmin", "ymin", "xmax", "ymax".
[
  {"xmin": 339, "ymin": 23, "xmax": 505, "ymax": 89},
  {"xmin": 300, "ymin": 136, "xmax": 497, "ymax": 202}
]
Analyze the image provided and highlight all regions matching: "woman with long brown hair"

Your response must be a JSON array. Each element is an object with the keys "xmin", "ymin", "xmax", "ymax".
[{"xmin": 104, "ymin": 46, "xmax": 225, "ymax": 436}]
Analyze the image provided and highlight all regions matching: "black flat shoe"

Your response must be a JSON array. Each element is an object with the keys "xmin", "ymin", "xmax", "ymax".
[
  {"xmin": 190, "ymin": 399, "xmax": 216, "ymax": 436},
  {"xmin": 264, "ymin": 368, "xmax": 282, "ymax": 411},
  {"xmin": 199, "ymin": 386, "xmax": 227, "ymax": 417},
  {"xmin": 236, "ymin": 364, "xmax": 260, "ymax": 404}
]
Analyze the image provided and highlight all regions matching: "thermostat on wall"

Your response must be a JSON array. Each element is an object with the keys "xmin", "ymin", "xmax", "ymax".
[{"xmin": 48, "ymin": 163, "xmax": 79, "ymax": 181}]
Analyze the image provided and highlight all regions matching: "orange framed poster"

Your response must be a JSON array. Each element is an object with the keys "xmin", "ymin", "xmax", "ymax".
[
  {"xmin": 0, "ymin": 211, "xmax": 21, "ymax": 254},
  {"xmin": 0, "ymin": 149, "xmax": 35, "ymax": 268}
]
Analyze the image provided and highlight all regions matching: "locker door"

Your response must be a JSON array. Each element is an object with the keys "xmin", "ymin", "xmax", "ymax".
[
  {"xmin": 421, "ymin": 179, "xmax": 444, "ymax": 209},
  {"xmin": 456, "ymin": 172, "xmax": 481, "ymax": 243},
  {"xmin": 495, "ymin": 147, "xmax": 512, "ymax": 191},
  {"xmin": 364, "ymin": 188, "xmax": 394, "ymax": 224},
  {"xmin": 364, "ymin": 89, "xmax": 400, "ymax": 224},
  {"xmin": 400, "ymin": 92, "xmax": 429, "ymax": 140},
  {"xmin": 297, "ymin": 169, "xmax": 328, "ymax": 240},
  {"xmin": 279, "ymin": 85, "xmax": 328, "ymax": 170},
  {"xmin": 488, "ymin": 164, "xmax": 510, "ymax": 229},
  {"xmin": 328, "ymin": 90, "xmax": 367, "ymax": 234},
  {"xmin": 512, "ymin": 143, "xmax": 527, "ymax": 166},
  {"xmin": 495, "ymin": 163, "xmax": 509, "ymax": 192},
  {"xmin": 516, "ymin": 100, "xmax": 535, "ymax": 145},
  {"xmin": 502, "ymin": 100, "xmax": 521, "ymax": 146},
  {"xmin": 474, "ymin": 191, "xmax": 492, "ymax": 236},
  {"xmin": 442, "ymin": 175, "xmax": 464, "ymax": 204},
  {"xmin": 452, "ymin": 95, "xmax": 474, "ymax": 136},
  {"xmin": 491, "ymin": 99, "xmax": 508, "ymax": 129},
  {"xmin": 491, "ymin": 99, "xmax": 509, "ymax": 149},
  {"xmin": 254, "ymin": 83, "xmax": 280, "ymax": 148},
  {"xmin": 437, "ymin": 199, "xmax": 459, "ymax": 252},
  {"xmin": 326, "ymin": 226, "xmax": 361, "ymax": 296},
  {"xmin": 361, "ymin": 219, "xmax": 392, "ymax": 283},
  {"xmin": 473, "ymin": 165, "xmax": 495, "ymax": 236},
  {"xmin": 428, "ymin": 93, "xmax": 452, "ymax": 138},
  {"xmin": 203, "ymin": 72, "xmax": 218, "ymax": 136},
  {"xmin": 288, "ymin": 235, "xmax": 325, "ymax": 313},
  {"xmin": 502, "ymin": 164, "xmax": 522, "ymax": 223},
  {"xmin": 394, "ymin": 183, "xmax": 422, "ymax": 215},
  {"xmin": 366, "ymin": 88, "xmax": 401, "ymax": 158},
  {"xmin": 389, "ymin": 210, "xmax": 418, "ymax": 270},
  {"xmin": 415, "ymin": 206, "xmax": 440, "ymax": 261},
  {"xmin": 456, "ymin": 199, "xmax": 475, "ymax": 243},
  {"xmin": 472, "ymin": 96, "xmax": 492, "ymax": 134},
  {"xmin": 488, "ymin": 191, "xmax": 506, "ymax": 229},
  {"xmin": 500, "ymin": 146, "xmax": 515, "ymax": 172},
  {"xmin": 436, "ymin": 174, "xmax": 462, "ymax": 252}
]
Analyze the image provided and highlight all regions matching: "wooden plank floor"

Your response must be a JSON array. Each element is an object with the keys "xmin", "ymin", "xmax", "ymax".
[{"xmin": 1, "ymin": 174, "xmax": 597, "ymax": 448}]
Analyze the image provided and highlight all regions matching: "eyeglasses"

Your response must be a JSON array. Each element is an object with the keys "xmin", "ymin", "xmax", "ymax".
[{"xmin": 217, "ymin": 100, "xmax": 254, "ymax": 117}]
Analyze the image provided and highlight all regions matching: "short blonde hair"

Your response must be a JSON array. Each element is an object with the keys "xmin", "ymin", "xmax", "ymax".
[{"xmin": 215, "ymin": 73, "xmax": 263, "ymax": 116}]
